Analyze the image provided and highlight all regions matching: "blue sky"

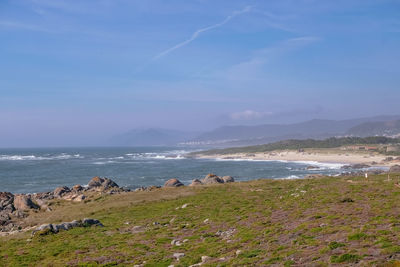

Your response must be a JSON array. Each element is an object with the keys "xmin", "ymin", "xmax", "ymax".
[{"xmin": 0, "ymin": 0, "xmax": 400, "ymax": 146}]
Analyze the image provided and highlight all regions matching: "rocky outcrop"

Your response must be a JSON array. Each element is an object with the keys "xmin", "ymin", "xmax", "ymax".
[
  {"xmin": 32, "ymin": 218, "xmax": 103, "ymax": 236},
  {"xmin": 13, "ymin": 195, "xmax": 39, "ymax": 211},
  {"xmin": 201, "ymin": 174, "xmax": 224, "ymax": 184},
  {"xmin": 164, "ymin": 178, "xmax": 184, "ymax": 187},
  {"xmin": 0, "ymin": 177, "xmax": 125, "ymax": 232},
  {"xmin": 0, "ymin": 192, "xmax": 14, "ymax": 226},
  {"xmin": 189, "ymin": 179, "xmax": 203, "ymax": 186},
  {"xmin": 390, "ymin": 165, "xmax": 400, "ymax": 173}
]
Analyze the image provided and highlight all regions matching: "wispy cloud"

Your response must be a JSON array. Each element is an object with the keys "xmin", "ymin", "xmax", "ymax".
[
  {"xmin": 153, "ymin": 6, "xmax": 252, "ymax": 60},
  {"xmin": 0, "ymin": 20, "xmax": 53, "ymax": 33}
]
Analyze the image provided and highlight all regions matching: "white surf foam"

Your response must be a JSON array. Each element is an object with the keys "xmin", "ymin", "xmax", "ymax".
[
  {"xmin": 0, "ymin": 154, "xmax": 83, "ymax": 161},
  {"xmin": 211, "ymin": 157, "xmax": 344, "ymax": 169}
]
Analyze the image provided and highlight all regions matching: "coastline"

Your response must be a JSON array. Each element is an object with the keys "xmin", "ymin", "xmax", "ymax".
[{"xmin": 193, "ymin": 150, "xmax": 397, "ymax": 167}]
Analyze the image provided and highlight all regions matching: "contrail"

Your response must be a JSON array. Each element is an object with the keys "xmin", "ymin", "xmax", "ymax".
[{"xmin": 153, "ymin": 6, "xmax": 252, "ymax": 60}]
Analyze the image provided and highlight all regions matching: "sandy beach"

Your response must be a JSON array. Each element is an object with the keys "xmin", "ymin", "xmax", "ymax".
[{"xmin": 195, "ymin": 150, "xmax": 398, "ymax": 167}]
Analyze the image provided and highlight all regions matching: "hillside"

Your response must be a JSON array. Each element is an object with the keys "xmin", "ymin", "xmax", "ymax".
[
  {"xmin": 347, "ymin": 120, "xmax": 400, "ymax": 137},
  {"xmin": 187, "ymin": 115, "xmax": 400, "ymax": 147},
  {"xmin": 1, "ymin": 174, "xmax": 400, "ymax": 266}
]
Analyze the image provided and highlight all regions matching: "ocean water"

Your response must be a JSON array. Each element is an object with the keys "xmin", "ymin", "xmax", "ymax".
[{"xmin": 0, "ymin": 147, "xmax": 359, "ymax": 194}]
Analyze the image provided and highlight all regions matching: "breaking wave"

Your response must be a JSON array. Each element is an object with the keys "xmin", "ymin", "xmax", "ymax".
[{"xmin": 0, "ymin": 154, "xmax": 83, "ymax": 161}]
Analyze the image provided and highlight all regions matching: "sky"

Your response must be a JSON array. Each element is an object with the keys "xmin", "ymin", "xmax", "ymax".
[{"xmin": 0, "ymin": 0, "xmax": 400, "ymax": 147}]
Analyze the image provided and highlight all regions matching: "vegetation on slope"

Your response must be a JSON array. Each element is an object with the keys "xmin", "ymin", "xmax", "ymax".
[
  {"xmin": 192, "ymin": 136, "xmax": 400, "ymax": 155},
  {"xmin": 2, "ymin": 174, "xmax": 400, "ymax": 266}
]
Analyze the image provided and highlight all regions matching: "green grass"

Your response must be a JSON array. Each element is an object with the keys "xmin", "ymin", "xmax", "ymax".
[
  {"xmin": 1, "ymin": 174, "xmax": 400, "ymax": 266},
  {"xmin": 331, "ymin": 253, "xmax": 362, "ymax": 263}
]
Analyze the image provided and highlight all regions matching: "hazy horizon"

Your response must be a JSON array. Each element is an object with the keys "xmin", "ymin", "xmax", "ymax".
[{"xmin": 1, "ymin": 0, "xmax": 400, "ymax": 147}]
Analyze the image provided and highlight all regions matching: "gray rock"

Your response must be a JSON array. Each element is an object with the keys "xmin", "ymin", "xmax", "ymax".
[
  {"xmin": 0, "ymin": 192, "xmax": 14, "ymax": 210},
  {"xmin": 0, "ymin": 192, "xmax": 15, "ymax": 226},
  {"xmin": 82, "ymin": 218, "xmax": 104, "ymax": 227},
  {"xmin": 164, "ymin": 178, "xmax": 184, "ymax": 187},
  {"xmin": 32, "ymin": 223, "xmax": 54, "ymax": 235},
  {"xmin": 222, "ymin": 176, "xmax": 234, "ymax": 183},
  {"xmin": 32, "ymin": 219, "xmax": 103, "ymax": 236},
  {"xmin": 189, "ymin": 179, "xmax": 203, "ymax": 186},
  {"xmin": 201, "ymin": 174, "xmax": 224, "ymax": 184}
]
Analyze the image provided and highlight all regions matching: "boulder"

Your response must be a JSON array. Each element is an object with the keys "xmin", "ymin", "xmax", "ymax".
[
  {"xmin": 53, "ymin": 186, "xmax": 71, "ymax": 198},
  {"xmin": 222, "ymin": 176, "xmax": 234, "ymax": 183},
  {"xmin": 164, "ymin": 178, "xmax": 184, "ymax": 187},
  {"xmin": 201, "ymin": 174, "xmax": 223, "ymax": 184},
  {"xmin": 87, "ymin": 177, "xmax": 119, "ymax": 190},
  {"xmin": 82, "ymin": 218, "xmax": 104, "ymax": 227},
  {"xmin": 88, "ymin": 176, "xmax": 103, "ymax": 187},
  {"xmin": 189, "ymin": 179, "xmax": 203, "ymax": 186},
  {"xmin": 390, "ymin": 165, "xmax": 400, "ymax": 173},
  {"xmin": 13, "ymin": 195, "xmax": 39, "ymax": 211}
]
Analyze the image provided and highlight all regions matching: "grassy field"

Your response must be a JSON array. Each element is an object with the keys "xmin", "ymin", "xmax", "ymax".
[{"xmin": 2, "ymin": 174, "xmax": 400, "ymax": 266}]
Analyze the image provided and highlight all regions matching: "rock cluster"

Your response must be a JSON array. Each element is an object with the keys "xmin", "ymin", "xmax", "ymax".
[
  {"xmin": 165, "ymin": 174, "xmax": 235, "ymax": 187},
  {"xmin": 134, "ymin": 185, "xmax": 161, "ymax": 192},
  {"xmin": 32, "ymin": 218, "xmax": 103, "ymax": 236},
  {"xmin": 0, "ymin": 176, "xmax": 125, "ymax": 232},
  {"xmin": 342, "ymin": 164, "xmax": 371, "ymax": 169}
]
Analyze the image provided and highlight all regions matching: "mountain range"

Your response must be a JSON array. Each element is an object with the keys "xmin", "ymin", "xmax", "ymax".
[{"xmin": 110, "ymin": 115, "xmax": 400, "ymax": 147}]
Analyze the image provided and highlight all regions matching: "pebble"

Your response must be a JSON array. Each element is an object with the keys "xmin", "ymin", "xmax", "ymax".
[{"xmin": 171, "ymin": 239, "xmax": 182, "ymax": 246}]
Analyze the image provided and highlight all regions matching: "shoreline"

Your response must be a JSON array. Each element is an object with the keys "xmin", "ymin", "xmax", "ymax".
[{"xmin": 193, "ymin": 150, "xmax": 397, "ymax": 168}]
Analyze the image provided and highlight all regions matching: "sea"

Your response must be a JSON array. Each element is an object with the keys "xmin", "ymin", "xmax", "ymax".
[{"xmin": 0, "ymin": 146, "xmax": 369, "ymax": 194}]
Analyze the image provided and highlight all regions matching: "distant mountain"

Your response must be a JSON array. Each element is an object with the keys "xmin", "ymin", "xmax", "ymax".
[
  {"xmin": 187, "ymin": 115, "xmax": 400, "ymax": 147},
  {"xmin": 347, "ymin": 120, "xmax": 400, "ymax": 137},
  {"xmin": 109, "ymin": 128, "xmax": 200, "ymax": 146}
]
